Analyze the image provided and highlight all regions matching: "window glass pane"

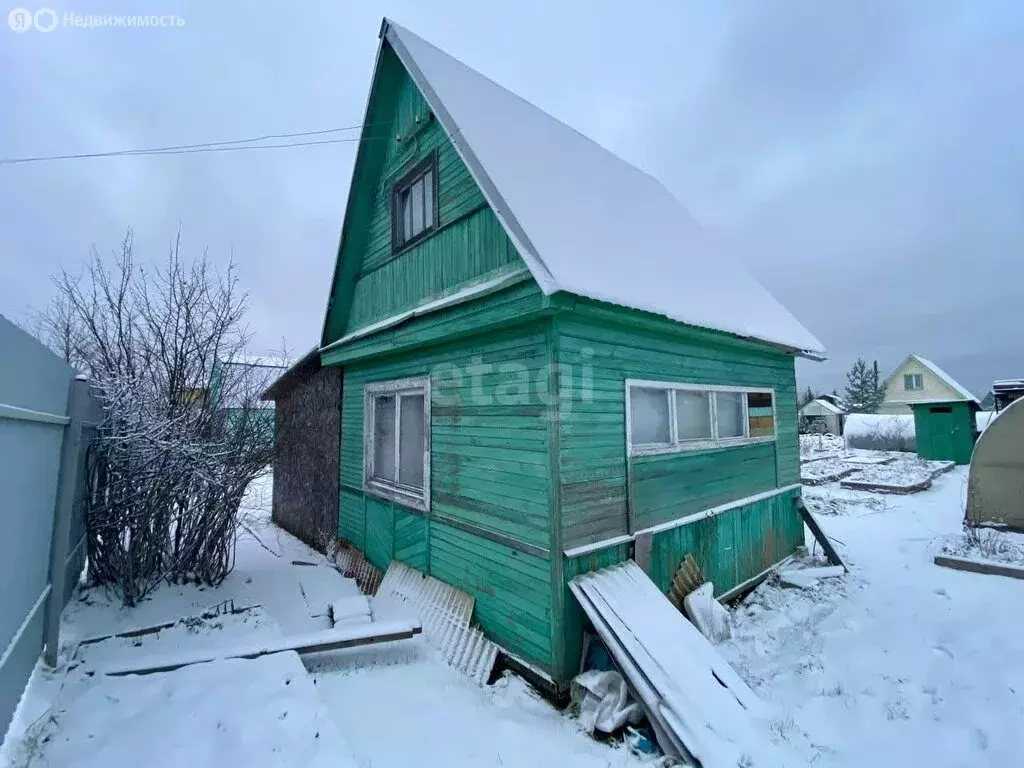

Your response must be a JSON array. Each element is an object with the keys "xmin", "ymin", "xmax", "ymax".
[
  {"xmin": 423, "ymin": 170, "xmax": 434, "ymax": 226},
  {"xmin": 675, "ymin": 390, "xmax": 711, "ymax": 440},
  {"xmin": 630, "ymin": 388, "xmax": 670, "ymax": 445},
  {"xmin": 716, "ymin": 392, "xmax": 745, "ymax": 438},
  {"xmin": 398, "ymin": 394, "xmax": 425, "ymax": 489},
  {"xmin": 373, "ymin": 395, "xmax": 396, "ymax": 482},
  {"xmin": 402, "ymin": 191, "xmax": 413, "ymax": 243},
  {"xmin": 904, "ymin": 374, "xmax": 914, "ymax": 391},
  {"xmin": 747, "ymin": 392, "xmax": 775, "ymax": 437},
  {"xmin": 411, "ymin": 178, "xmax": 424, "ymax": 235}
]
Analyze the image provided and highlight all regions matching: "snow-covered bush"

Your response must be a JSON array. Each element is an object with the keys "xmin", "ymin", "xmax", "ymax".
[
  {"xmin": 38, "ymin": 231, "xmax": 274, "ymax": 605},
  {"xmin": 844, "ymin": 414, "xmax": 916, "ymax": 452}
]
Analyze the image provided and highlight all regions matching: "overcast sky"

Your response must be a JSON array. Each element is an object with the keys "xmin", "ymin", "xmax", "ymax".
[{"xmin": 2, "ymin": 0, "xmax": 1021, "ymax": 396}]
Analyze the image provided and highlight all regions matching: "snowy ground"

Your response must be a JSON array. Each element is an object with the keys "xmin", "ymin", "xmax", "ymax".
[
  {"xmin": 0, "ymin": 474, "xmax": 638, "ymax": 768},
  {"xmin": 5, "ymin": 465, "xmax": 1024, "ymax": 767},
  {"xmin": 728, "ymin": 466, "xmax": 1024, "ymax": 766}
]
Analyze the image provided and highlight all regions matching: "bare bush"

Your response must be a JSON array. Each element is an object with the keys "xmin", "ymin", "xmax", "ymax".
[{"xmin": 39, "ymin": 230, "xmax": 273, "ymax": 605}]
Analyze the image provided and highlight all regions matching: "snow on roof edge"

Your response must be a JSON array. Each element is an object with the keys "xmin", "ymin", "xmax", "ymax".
[
  {"xmin": 912, "ymin": 355, "xmax": 979, "ymax": 403},
  {"xmin": 801, "ymin": 398, "xmax": 843, "ymax": 414}
]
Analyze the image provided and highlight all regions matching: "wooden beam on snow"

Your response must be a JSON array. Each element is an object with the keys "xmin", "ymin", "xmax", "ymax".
[
  {"xmin": 102, "ymin": 620, "xmax": 421, "ymax": 676},
  {"xmin": 934, "ymin": 555, "xmax": 1024, "ymax": 581},
  {"xmin": 795, "ymin": 497, "xmax": 847, "ymax": 570}
]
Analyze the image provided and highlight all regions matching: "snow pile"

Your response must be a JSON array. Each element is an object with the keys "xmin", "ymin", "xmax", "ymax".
[
  {"xmin": 5, "ymin": 653, "xmax": 355, "ymax": 768},
  {"xmin": 844, "ymin": 414, "xmax": 916, "ymax": 452}
]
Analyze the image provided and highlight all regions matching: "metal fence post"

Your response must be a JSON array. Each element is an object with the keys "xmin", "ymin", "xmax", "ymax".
[{"xmin": 42, "ymin": 377, "xmax": 88, "ymax": 667}]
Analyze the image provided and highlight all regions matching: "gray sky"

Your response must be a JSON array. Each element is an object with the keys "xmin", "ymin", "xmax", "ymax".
[{"xmin": 2, "ymin": 0, "xmax": 1021, "ymax": 397}]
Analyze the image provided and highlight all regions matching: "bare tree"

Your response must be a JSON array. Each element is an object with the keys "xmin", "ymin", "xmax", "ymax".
[{"xmin": 38, "ymin": 229, "xmax": 274, "ymax": 605}]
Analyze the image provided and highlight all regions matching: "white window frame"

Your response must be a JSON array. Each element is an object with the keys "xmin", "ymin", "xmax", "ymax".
[
  {"xmin": 904, "ymin": 373, "xmax": 924, "ymax": 391},
  {"xmin": 625, "ymin": 379, "xmax": 777, "ymax": 457},
  {"xmin": 363, "ymin": 376, "xmax": 431, "ymax": 512}
]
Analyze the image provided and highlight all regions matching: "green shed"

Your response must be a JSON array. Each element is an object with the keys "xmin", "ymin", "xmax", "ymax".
[
  {"xmin": 314, "ymin": 19, "xmax": 826, "ymax": 691},
  {"xmin": 911, "ymin": 400, "xmax": 980, "ymax": 465}
]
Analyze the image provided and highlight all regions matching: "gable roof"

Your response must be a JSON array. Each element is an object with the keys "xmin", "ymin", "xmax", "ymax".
[
  {"xmin": 887, "ymin": 354, "xmax": 979, "ymax": 404},
  {"xmin": 322, "ymin": 20, "xmax": 825, "ymax": 357},
  {"xmin": 802, "ymin": 398, "xmax": 844, "ymax": 415}
]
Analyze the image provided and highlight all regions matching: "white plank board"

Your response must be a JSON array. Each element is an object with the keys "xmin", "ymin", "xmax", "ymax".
[{"xmin": 571, "ymin": 562, "xmax": 783, "ymax": 767}]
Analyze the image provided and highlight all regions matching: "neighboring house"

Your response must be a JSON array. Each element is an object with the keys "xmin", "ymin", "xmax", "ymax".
[
  {"xmin": 262, "ymin": 349, "xmax": 342, "ymax": 549},
  {"xmin": 210, "ymin": 355, "xmax": 291, "ymax": 440},
  {"xmin": 818, "ymin": 393, "xmax": 843, "ymax": 409},
  {"xmin": 799, "ymin": 398, "xmax": 844, "ymax": 435},
  {"xmin": 992, "ymin": 379, "xmax": 1024, "ymax": 412},
  {"xmin": 315, "ymin": 19, "xmax": 824, "ymax": 691},
  {"xmin": 877, "ymin": 354, "xmax": 979, "ymax": 414}
]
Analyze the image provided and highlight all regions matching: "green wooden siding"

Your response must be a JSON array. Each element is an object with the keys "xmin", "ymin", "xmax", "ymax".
[
  {"xmin": 335, "ymin": 313, "xmax": 559, "ymax": 673},
  {"xmin": 431, "ymin": 520, "xmax": 552, "ymax": 666},
  {"xmin": 911, "ymin": 401, "xmax": 978, "ymax": 465},
  {"xmin": 554, "ymin": 308, "xmax": 800, "ymax": 548},
  {"xmin": 343, "ymin": 62, "xmax": 523, "ymax": 336},
  {"xmin": 629, "ymin": 443, "xmax": 777, "ymax": 531},
  {"xmin": 322, "ymin": 276, "xmax": 541, "ymax": 367},
  {"xmin": 559, "ymin": 543, "xmax": 631, "ymax": 682},
  {"xmin": 554, "ymin": 487, "xmax": 802, "ymax": 683},
  {"xmin": 647, "ymin": 487, "xmax": 803, "ymax": 597}
]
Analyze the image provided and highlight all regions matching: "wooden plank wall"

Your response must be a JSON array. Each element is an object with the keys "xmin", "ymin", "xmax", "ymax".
[
  {"xmin": 554, "ymin": 310, "xmax": 801, "ymax": 549},
  {"xmin": 337, "ymin": 320, "xmax": 558, "ymax": 672},
  {"xmin": 345, "ymin": 65, "xmax": 523, "ymax": 335}
]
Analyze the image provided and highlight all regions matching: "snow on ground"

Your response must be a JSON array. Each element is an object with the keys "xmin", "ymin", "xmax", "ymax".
[
  {"xmin": 841, "ymin": 454, "xmax": 953, "ymax": 488},
  {"xmin": 726, "ymin": 467, "xmax": 1024, "ymax": 766},
  {"xmin": 1, "ymin": 473, "xmax": 639, "ymax": 768},
  {"xmin": 800, "ymin": 433, "xmax": 846, "ymax": 459},
  {"xmin": 938, "ymin": 526, "xmax": 1024, "ymax": 567},
  {"xmin": 15, "ymin": 652, "xmax": 355, "ymax": 768},
  {"xmin": 306, "ymin": 643, "xmax": 640, "ymax": 768},
  {"xmin": 800, "ymin": 443, "xmax": 950, "ymax": 491}
]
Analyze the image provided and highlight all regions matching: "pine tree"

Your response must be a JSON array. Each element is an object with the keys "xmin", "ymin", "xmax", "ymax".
[
  {"xmin": 799, "ymin": 385, "xmax": 816, "ymax": 408},
  {"xmin": 844, "ymin": 358, "xmax": 884, "ymax": 413}
]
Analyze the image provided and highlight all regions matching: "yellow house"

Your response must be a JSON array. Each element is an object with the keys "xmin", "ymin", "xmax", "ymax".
[{"xmin": 878, "ymin": 354, "xmax": 979, "ymax": 414}]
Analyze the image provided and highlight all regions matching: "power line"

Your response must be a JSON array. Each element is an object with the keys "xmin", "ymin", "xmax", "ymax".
[{"xmin": 0, "ymin": 124, "xmax": 388, "ymax": 165}]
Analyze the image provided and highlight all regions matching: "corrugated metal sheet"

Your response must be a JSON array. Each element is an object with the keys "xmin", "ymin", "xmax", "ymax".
[
  {"xmin": 334, "ymin": 544, "xmax": 384, "ymax": 596},
  {"xmin": 570, "ymin": 561, "xmax": 779, "ymax": 767},
  {"xmin": 377, "ymin": 561, "xmax": 498, "ymax": 685}
]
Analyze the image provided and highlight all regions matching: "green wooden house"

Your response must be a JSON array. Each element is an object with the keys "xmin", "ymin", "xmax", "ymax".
[{"xmin": 318, "ymin": 19, "xmax": 825, "ymax": 690}]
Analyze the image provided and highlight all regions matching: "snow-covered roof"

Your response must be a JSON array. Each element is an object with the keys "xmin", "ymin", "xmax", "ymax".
[
  {"xmin": 803, "ymin": 398, "xmax": 844, "ymax": 415},
  {"xmin": 382, "ymin": 20, "xmax": 825, "ymax": 357},
  {"xmin": 993, "ymin": 379, "xmax": 1024, "ymax": 391},
  {"xmin": 907, "ymin": 355, "xmax": 979, "ymax": 404}
]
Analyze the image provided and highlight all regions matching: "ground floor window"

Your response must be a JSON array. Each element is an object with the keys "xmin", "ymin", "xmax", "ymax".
[
  {"xmin": 364, "ymin": 376, "xmax": 430, "ymax": 510},
  {"xmin": 626, "ymin": 379, "xmax": 776, "ymax": 456}
]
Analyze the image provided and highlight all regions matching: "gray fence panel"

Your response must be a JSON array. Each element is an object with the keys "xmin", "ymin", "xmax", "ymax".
[{"xmin": 0, "ymin": 314, "xmax": 95, "ymax": 741}]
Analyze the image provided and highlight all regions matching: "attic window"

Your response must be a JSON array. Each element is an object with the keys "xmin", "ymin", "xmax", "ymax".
[
  {"xmin": 392, "ymin": 151, "xmax": 437, "ymax": 251},
  {"xmin": 904, "ymin": 373, "xmax": 924, "ymax": 391}
]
